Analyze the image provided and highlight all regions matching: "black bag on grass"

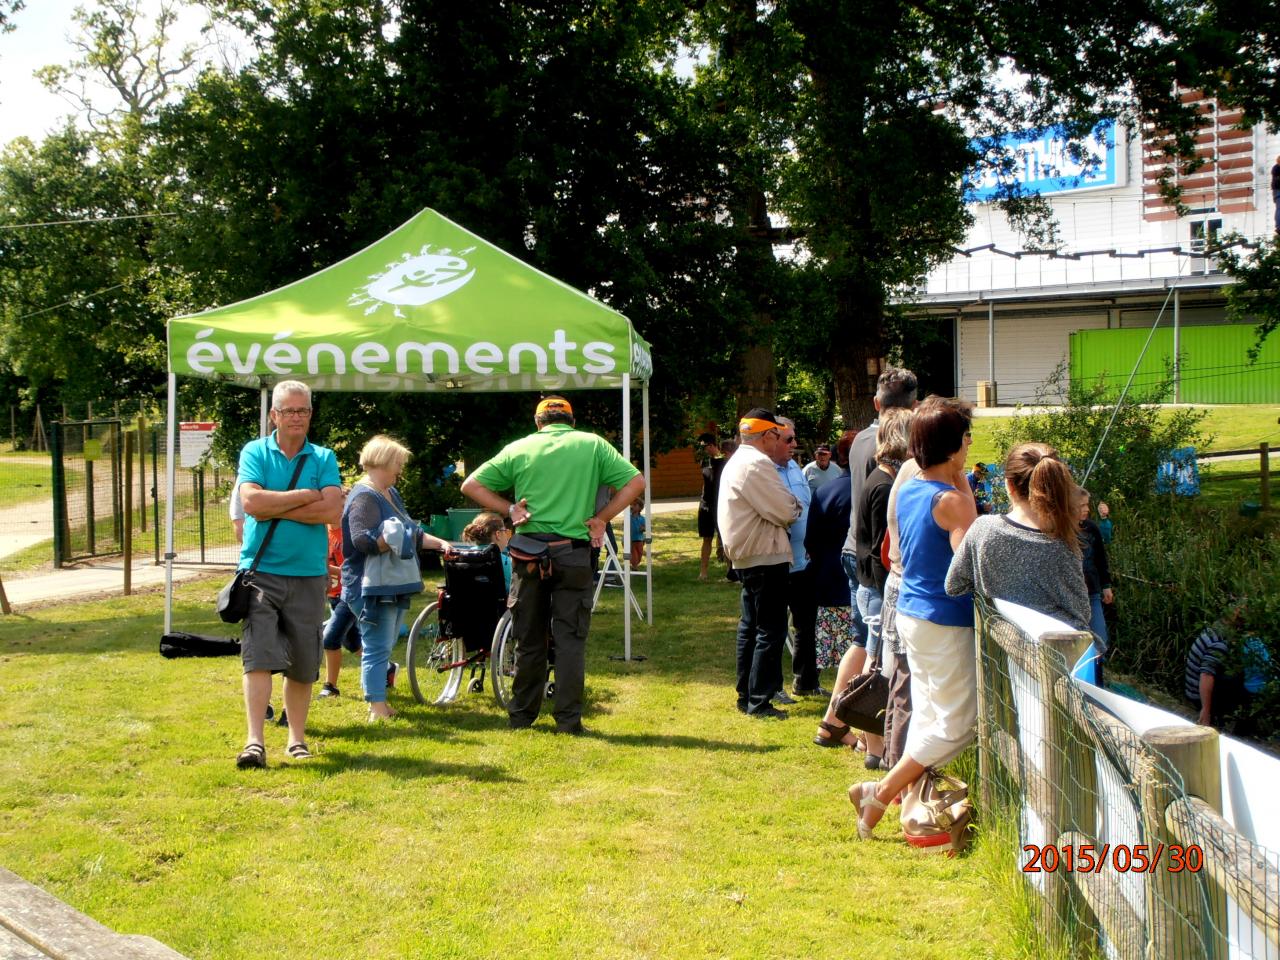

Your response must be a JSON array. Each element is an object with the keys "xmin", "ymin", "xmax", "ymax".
[{"xmin": 160, "ymin": 632, "xmax": 241, "ymax": 659}]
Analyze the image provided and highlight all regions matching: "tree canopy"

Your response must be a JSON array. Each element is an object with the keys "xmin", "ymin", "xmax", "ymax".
[{"xmin": 0, "ymin": 0, "xmax": 1276, "ymax": 479}]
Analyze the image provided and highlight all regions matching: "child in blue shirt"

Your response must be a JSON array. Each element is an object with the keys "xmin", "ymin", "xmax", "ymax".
[{"xmin": 629, "ymin": 501, "xmax": 647, "ymax": 566}]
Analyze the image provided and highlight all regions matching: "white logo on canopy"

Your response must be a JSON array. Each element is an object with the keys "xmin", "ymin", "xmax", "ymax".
[{"xmin": 349, "ymin": 245, "xmax": 476, "ymax": 317}]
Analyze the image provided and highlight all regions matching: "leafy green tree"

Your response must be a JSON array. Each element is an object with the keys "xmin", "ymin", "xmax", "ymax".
[
  {"xmin": 0, "ymin": 0, "xmax": 202, "ymax": 410},
  {"xmin": 1220, "ymin": 241, "xmax": 1280, "ymax": 360},
  {"xmin": 153, "ymin": 0, "xmax": 743, "ymax": 473},
  {"xmin": 683, "ymin": 1, "xmax": 1262, "ymax": 426},
  {"xmin": 35, "ymin": 0, "xmax": 201, "ymax": 131},
  {"xmin": 685, "ymin": 0, "xmax": 805, "ymax": 416},
  {"xmin": 0, "ymin": 128, "xmax": 166, "ymax": 406}
]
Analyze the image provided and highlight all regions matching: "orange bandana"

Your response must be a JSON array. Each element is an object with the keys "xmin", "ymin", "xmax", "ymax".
[{"xmin": 536, "ymin": 398, "xmax": 573, "ymax": 417}]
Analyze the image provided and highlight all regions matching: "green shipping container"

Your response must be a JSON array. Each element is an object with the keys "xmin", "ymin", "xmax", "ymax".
[{"xmin": 1069, "ymin": 323, "xmax": 1280, "ymax": 403}]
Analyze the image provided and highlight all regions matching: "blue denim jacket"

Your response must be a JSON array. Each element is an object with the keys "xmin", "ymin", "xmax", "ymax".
[{"xmin": 341, "ymin": 483, "xmax": 424, "ymax": 602}]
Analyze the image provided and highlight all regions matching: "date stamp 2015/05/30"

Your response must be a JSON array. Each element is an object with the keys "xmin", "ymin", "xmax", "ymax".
[{"xmin": 1023, "ymin": 843, "xmax": 1204, "ymax": 874}]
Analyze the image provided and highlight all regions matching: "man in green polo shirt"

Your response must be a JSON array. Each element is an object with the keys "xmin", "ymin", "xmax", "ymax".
[{"xmin": 461, "ymin": 396, "xmax": 645, "ymax": 733}]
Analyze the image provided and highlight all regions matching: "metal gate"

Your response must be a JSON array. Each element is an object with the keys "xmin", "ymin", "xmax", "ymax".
[{"xmin": 49, "ymin": 419, "xmax": 125, "ymax": 567}]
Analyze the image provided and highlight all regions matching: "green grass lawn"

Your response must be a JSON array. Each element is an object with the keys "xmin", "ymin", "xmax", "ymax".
[
  {"xmin": 968, "ymin": 404, "xmax": 1280, "ymax": 466},
  {"xmin": 1196, "ymin": 456, "xmax": 1277, "ymax": 511},
  {"xmin": 0, "ymin": 458, "xmax": 62, "ymax": 510},
  {"xmin": 0, "ymin": 513, "xmax": 1018, "ymax": 960}
]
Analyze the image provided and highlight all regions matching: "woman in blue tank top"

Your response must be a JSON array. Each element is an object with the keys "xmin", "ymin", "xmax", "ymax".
[{"xmin": 849, "ymin": 398, "xmax": 978, "ymax": 844}]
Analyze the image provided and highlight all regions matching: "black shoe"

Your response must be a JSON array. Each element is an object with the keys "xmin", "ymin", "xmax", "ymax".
[
  {"xmin": 508, "ymin": 718, "xmax": 534, "ymax": 730},
  {"xmin": 772, "ymin": 689, "xmax": 798, "ymax": 706},
  {"xmin": 264, "ymin": 704, "xmax": 275, "ymax": 721},
  {"xmin": 793, "ymin": 685, "xmax": 830, "ymax": 698},
  {"xmin": 749, "ymin": 704, "xmax": 788, "ymax": 720},
  {"xmin": 736, "ymin": 700, "xmax": 748, "ymax": 714},
  {"xmin": 319, "ymin": 682, "xmax": 340, "ymax": 698},
  {"xmin": 555, "ymin": 722, "xmax": 586, "ymax": 736},
  {"xmin": 276, "ymin": 707, "xmax": 289, "ymax": 727},
  {"xmin": 865, "ymin": 754, "xmax": 882, "ymax": 771}
]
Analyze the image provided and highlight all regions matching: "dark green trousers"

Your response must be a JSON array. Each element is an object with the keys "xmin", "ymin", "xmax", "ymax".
[{"xmin": 507, "ymin": 542, "xmax": 593, "ymax": 729}]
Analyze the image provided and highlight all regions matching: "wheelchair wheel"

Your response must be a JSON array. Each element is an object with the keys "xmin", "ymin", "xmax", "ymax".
[
  {"xmin": 491, "ymin": 610, "xmax": 517, "ymax": 709},
  {"xmin": 406, "ymin": 602, "xmax": 464, "ymax": 705}
]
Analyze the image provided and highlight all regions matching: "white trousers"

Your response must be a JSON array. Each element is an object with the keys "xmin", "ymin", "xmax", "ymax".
[{"xmin": 898, "ymin": 613, "xmax": 977, "ymax": 769}]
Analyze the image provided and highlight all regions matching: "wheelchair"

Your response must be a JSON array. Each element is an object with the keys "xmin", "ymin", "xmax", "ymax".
[{"xmin": 405, "ymin": 545, "xmax": 553, "ymax": 708}]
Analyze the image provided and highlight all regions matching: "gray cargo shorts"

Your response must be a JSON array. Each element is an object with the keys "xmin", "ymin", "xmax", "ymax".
[{"xmin": 241, "ymin": 571, "xmax": 326, "ymax": 683}]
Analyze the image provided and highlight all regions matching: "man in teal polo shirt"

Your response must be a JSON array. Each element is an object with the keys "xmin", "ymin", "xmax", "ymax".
[
  {"xmin": 461, "ymin": 396, "xmax": 645, "ymax": 733},
  {"xmin": 234, "ymin": 380, "xmax": 343, "ymax": 768}
]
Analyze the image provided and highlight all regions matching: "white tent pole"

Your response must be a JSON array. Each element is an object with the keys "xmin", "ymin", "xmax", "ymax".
[
  {"xmin": 621, "ymin": 373, "xmax": 632, "ymax": 661},
  {"xmin": 642, "ymin": 380, "xmax": 652, "ymax": 624},
  {"xmin": 259, "ymin": 387, "xmax": 269, "ymax": 436},
  {"xmin": 163, "ymin": 373, "xmax": 177, "ymax": 635}
]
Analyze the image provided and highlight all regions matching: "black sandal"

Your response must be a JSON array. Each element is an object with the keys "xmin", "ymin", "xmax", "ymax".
[
  {"xmin": 236, "ymin": 743, "xmax": 266, "ymax": 769},
  {"xmin": 813, "ymin": 720, "xmax": 857, "ymax": 750},
  {"xmin": 286, "ymin": 742, "xmax": 312, "ymax": 760}
]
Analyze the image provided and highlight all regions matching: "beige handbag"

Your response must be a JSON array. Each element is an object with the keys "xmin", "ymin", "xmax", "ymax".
[{"xmin": 900, "ymin": 769, "xmax": 973, "ymax": 856}]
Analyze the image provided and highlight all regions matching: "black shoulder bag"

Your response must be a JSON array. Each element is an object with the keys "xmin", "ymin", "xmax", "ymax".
[
  {"xmin": 216, "ymin": 454, "xmax": 309, "ymax": 624},
  {"xmin": 833, "ymin": 657, "xmax": 891, "ymax": 735}
]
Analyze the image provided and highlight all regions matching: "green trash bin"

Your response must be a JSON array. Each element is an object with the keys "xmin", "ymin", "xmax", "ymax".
[
  {"xmin": 429, "ymin": 514, "xmax": 452, "ymax": 539},
  {"xmin": 446, "ymin": 507, "xmax": 482, "ymax": 541}
]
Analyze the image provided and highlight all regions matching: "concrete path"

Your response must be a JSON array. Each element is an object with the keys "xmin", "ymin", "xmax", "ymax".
[
  {"xmin": 0, "ymin": 559, "xmax": 217, "ymax": 611},
  {"xmin": 650, "ymin": 497, "xmax": 697, "ymax": 515}
]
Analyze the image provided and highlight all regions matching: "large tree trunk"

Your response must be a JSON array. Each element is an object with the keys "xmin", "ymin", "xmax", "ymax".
[
  {"xmin": 830, "ymin": 289, "xmax": 884, "ymax": 430},
  {"xmin": 738, "ymin": 335, "xmax": 777, "ymax": 417},
  {"xmin": 731, "ymin": 190, "xmax": 780, "ymax": 418},
  {"xmin": 722, "ymin": 0, "xmax": 779, "ymax": 418}
]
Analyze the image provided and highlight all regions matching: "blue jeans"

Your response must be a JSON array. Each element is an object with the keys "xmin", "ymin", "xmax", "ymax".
[
  {"xmin": 1089, "ymin": 594, "xmax": 1109, "ymax": 652},
  {"xmin": 840, "ymin": 552, "xmax": 869, "ymax": 649},
  {"xmin": 855, "ymin": 584, "xmax": 884, "ymax": 660},
  {"xmin": 321, "ymin": 596, "xmax": 361, "ymax": 652},
  {"xmin": 349, "ymin": 595, "xmax": 406, "ymax": 703}
]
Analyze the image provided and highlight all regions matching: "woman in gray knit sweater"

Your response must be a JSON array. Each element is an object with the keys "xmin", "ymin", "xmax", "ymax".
[{"xmin": 945, "ymin": 443, "xmax": 1090, "ymax": 631}]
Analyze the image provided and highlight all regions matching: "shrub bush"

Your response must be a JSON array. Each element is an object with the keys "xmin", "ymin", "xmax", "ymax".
[
  {"xmin": 988, "ymin": 363, "xmax": 1208, "ymax": 505},
  {"xmin": 1107, "ymin": 498, "xmax": 1278, "ymax": 735}
]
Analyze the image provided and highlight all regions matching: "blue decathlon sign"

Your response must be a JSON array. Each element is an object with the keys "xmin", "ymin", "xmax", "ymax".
[{"xmin": 966, "ymin": 120, "xmax": 1120, "ymax": 203}]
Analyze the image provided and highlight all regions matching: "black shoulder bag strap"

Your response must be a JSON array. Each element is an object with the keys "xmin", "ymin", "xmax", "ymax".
[{"xmin": 246, "ymin": 453, "xmax": 310, "ymax": 573}]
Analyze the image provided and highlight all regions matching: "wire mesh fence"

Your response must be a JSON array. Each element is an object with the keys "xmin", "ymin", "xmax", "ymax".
[
  {"xmin": 50, "ymin": 419, "xmax": 128, "ymax": 566},
  {"xmin": 975, "ymin": 594, "xmax": 1279, "ymax": 959},
  {"xmin": 0, "ymin": 407, "xmax": 243, "ymax": 573},
  {"xmin": 164, "ymin": 448, "xmax": 239, "ymax": 567}
]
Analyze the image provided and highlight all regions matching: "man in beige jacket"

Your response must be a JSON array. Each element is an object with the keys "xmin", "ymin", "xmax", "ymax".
[{"xmin": 717, "ymin": 408, "xmax": 802, "ymax": 719}]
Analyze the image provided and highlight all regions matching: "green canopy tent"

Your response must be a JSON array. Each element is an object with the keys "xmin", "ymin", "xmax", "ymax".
[{"xmin": 165, "ymin": 208, "xmax": 654, "ymax": 657}]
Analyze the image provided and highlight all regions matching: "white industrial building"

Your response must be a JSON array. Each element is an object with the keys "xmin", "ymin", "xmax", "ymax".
[{"xmin": 906, "ymin": 96, "xmax": 1279, "ymax": 405}]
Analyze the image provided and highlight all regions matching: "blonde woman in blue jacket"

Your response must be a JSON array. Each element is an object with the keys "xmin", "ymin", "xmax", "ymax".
[{"xmin": 342, "ymin": 435, "xmax": 451, "ymax": 721}]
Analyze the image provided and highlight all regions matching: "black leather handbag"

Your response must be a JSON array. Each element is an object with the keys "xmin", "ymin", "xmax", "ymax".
[
  {"xmin": 216, "ymin": 455, "xmax": 308, "ymax": 624},
  {"xmin": 833, "ymin": 660, "xmax": 890, "ymax": 735}
]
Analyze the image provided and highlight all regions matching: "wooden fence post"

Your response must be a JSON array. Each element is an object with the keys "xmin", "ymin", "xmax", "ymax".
[
  {"xmin": 1139, "ymin": 724, "xmax": 1225, "ymax": 960},
  {"xmin": 124, "ymin": 430, "xmax": 133, "ymax": 597},
  {"xmin": 1035, "ymin": 630, "xmax": 1094, "ymax": 955},
  {"xmin": 1260, "ymin": 442, "xmax": 1270, "ymax": 512},
  {"xmin": 137, "ymin": 414, "xmax": 147, "ymax": 532}
]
